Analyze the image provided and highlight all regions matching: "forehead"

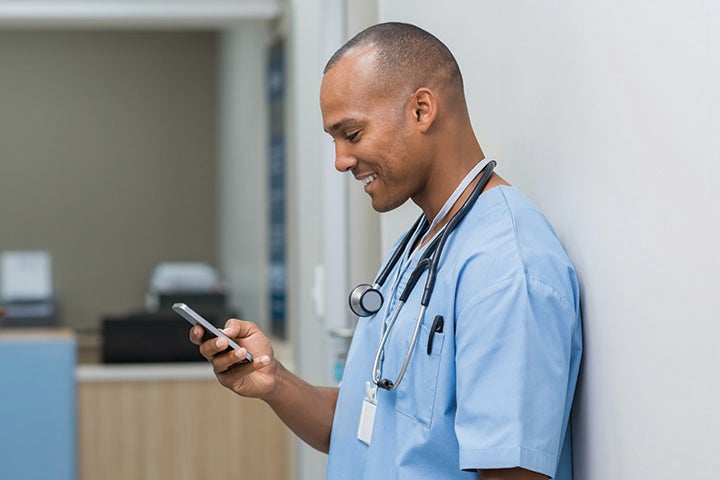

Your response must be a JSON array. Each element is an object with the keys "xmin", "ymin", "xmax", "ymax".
[
  {"xmin": 322, "ymin": 46, "xmax": 379, "ymax": 95},
  {"xmin": 320, "ymin": 48, "xmax": 383, "ymax": 131}
]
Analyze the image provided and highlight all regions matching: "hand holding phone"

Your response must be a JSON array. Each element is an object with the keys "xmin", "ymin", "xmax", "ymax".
[{"xmin": 172, "ymin": 302, "xmax": 253, "ymax": 363}]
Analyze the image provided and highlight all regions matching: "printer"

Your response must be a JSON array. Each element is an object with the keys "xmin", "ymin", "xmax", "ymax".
[
  {"xmin": 102, "ymin": 262, "xmax": 235, "ymax": 363},
  {"xmin": 0, "ymin": 251, "xmax": 56, "ymax": 327}
]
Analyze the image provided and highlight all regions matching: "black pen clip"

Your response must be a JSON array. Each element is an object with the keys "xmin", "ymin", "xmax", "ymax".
[{"xmin": 427, "ymin": 315, "xmax": 444, "ymax": 355}]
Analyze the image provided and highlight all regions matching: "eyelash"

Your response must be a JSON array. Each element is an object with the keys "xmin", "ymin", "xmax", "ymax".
[{"xmin": 346, "ymin": 132, "xmax": 360, "ymax": 142}]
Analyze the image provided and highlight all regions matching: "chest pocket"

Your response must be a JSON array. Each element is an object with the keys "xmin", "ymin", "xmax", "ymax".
[{"xmin": 393, "ymin": 322, "xmax": 445, "ymax": 427}]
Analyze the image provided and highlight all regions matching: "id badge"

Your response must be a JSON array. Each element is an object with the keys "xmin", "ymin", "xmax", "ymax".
[{"xmin": 357, "ymin": 381, "xmax": 377, "ymax": 445}]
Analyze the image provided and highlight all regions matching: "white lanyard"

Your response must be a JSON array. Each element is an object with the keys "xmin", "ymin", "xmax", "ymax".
[
  {"xmin": 421, "ymin": 157, "xmax": 492, "ymax": 246},
  {"xmin": 391, "ymin": 158, "xmax": 493, "ymax": 291}
]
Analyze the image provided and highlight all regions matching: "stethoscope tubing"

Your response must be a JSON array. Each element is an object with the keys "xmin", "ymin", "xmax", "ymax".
[
  {"xmin": 372, "ymin": 301, "xmax": 427, "ymax": 390},
  {"xmin": 373, "ymin": 215, "xmax": 427, "ymax": 288},
  {"xmin": 371, "ymin": 160, "xmax": 497, "ymax": 390}
]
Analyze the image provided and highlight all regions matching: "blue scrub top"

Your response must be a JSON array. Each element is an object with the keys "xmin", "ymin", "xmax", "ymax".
[{"xmin": 327, "ymin": 186, "xmax": 583, "ymax": 479}]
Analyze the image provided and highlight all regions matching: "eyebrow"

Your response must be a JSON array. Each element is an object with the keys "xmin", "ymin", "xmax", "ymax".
[{"xmin": 325, "ymin": 117, "xmax": 361, "ymax": 134}]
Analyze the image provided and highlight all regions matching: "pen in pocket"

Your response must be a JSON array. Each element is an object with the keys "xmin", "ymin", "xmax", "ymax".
[{"xmin": 427, "ymin": 315, "xmax": 444, "ymax": 355}]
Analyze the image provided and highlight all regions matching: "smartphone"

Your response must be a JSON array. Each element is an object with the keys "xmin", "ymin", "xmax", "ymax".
[{"xmin": 172, "ymin": 302, "xmax": 253, "ymax": 363}]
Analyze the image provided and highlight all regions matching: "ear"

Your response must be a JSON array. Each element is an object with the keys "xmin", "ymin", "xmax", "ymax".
[{"xmin": 410, "ymin": 88, "xmax": 437, "ymax": 133}]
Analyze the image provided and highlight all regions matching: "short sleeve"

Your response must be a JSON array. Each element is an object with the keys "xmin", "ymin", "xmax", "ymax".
[{"xmin": 454, "ymin": 273, "xmax": 577, "ymax": 477}]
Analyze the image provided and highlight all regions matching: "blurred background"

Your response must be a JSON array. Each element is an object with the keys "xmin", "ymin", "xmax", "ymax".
[{"xmin": 0, "ymin": 1, "xmax": 718, "ymax": 479}]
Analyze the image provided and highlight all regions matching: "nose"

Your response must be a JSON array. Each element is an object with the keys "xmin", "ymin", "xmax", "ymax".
[{"xmin": 334, "ymin": 142, "xmax": 357, "ymax": 173}]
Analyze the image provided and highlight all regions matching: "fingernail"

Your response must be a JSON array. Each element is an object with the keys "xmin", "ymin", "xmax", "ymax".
[
  {"xmin": 258, "ymin": 355, "xmax": 270, "ymax": 365},
  {"xmin": 216, "ymin": 338, "xmax": 226, "ymax": 348},
  {"xmin": 235, "ymin": 349, "xmax": 246, "ymax": 359}
]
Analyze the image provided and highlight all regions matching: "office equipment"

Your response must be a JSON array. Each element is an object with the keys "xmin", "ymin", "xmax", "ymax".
[
  {"xmin": 146, "ymin": 262, "xmax": 226, "ymax": 312},
  {"xmin": 0, "ymin": 251, "xmax": 56, "ymax": 326},
  {"xmin": 101, "ymin": 308, "xmax": 235, "ymax": 363}
]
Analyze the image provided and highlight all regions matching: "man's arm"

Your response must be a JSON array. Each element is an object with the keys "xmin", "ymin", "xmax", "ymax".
[
  {"xmin": 262, "ymin": 365, "xmax": 339, "ymax": 453},
  {"xmin": 478, "ymin": 468, "xmax": 549, "ymax": 480},
  {"xmin": 191, "ymin": 319, "xmax": 338, "ymax": 453}
]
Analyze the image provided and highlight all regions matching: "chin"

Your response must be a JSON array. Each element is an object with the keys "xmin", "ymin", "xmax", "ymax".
[{"xmin": 371, "ymin": 196, "xmax": 407, "ymax": 213}]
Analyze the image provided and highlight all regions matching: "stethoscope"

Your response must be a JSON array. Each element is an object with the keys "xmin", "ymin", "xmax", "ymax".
[{"xmin": 348, "ymin": 159, "xmax": 497, "ymax": 390}]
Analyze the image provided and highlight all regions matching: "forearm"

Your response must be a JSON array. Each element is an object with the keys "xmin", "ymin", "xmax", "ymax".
[
  {"xmin": 261, "ymin": 362, "xmax": 339, "ymax": 453},
  {"xmin": 191, "ymin": 319, "xmax": 338, "ymax": 452},
  {"xmin": 478, "ymin": 468, "xmax": 549, "ymax": 480}
]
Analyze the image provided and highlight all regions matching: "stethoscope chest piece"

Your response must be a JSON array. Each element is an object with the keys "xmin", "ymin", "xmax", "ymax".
[{"xmin": 349, "ymin": 284, "xmax": 384, "ymax": 317}]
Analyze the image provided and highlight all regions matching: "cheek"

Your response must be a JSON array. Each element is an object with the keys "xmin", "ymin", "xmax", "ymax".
[
  {"xmin": 383, "ymin": 138, "xmax": 412, "ymax": 177},
  {"xmin": 361, "ymin": 125, "xmax": 410, "ymax": 177}
]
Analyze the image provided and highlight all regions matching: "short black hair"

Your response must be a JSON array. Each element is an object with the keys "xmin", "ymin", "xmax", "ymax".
[{"xmin": 324, "ymin": 22, "xmax": 464, "ymax": 101}]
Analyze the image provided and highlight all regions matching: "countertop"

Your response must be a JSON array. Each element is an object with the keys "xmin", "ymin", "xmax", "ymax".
[
  {"xmin": 76, "ymin": 337, "xmax": 294, "ymax": 382},
  {"xmin": 1, "ymin": 328, "xmax": 294, "ymax": 383}
]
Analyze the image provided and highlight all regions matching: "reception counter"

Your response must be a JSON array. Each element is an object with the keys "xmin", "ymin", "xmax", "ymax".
[
  {"xmin": 0, "ymin": 329, "xmax": 76, "ymax": 480},
  {"xmin": 76, "ymin": 346, "xmax": 293, "ymax": 480},
  {"xmin": 1, "ymin": 329, "xmax": 293, "ymax": 480}
]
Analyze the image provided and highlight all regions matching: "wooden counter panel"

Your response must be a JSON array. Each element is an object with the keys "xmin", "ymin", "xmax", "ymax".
[{"xmin": 78, "ymin": 379, "xmax": 290, "ymax": 480}]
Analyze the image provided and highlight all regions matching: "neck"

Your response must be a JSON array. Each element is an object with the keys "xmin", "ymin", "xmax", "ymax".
[
  {"xmin": 414, "ymin": 137, "xmax": 486, "ymax": 222},
  {"xmin": 408, "ymin": 160, "xmax": 480, "ymax": 254}
]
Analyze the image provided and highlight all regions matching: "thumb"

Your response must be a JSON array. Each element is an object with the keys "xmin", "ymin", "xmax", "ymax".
[{"xmin": 222, "ymin": 318, "xmax": 257, "ymax": 339}]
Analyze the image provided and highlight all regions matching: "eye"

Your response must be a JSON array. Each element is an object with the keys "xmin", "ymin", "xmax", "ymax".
[{"xmin": 346, "ymin": 131, "xmax": 360, "ymax": 143}]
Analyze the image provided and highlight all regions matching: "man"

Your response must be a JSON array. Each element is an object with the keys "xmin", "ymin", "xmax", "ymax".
[{"xmin": 192, "ymin": 22, "xmax": 582, "ymax": 480}]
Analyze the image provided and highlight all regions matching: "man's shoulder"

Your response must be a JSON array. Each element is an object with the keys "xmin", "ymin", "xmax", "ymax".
[
  {"xmin": 451, "ymin": 186, "xmax": 577, "ymax": 298},
  {"xmin": 454, "ymin": 185, "xmax": 560, "ymax": 251}
]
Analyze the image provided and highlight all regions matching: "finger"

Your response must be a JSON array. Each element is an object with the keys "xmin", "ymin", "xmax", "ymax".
[
  {"xmin": 215, "ymin": 352, "xmax": 272, "ymax": 380},
  {"xmin": 222, "ymin": 318, "xmax": 258, "ymax": 339},
  {"xmin": 212, "ymin": 346, "xmax": 254, "ymax": 374},
  {"xmin": 188, "ymin": 324, "xmax": 205, "ymax": 345},
  {"xmin": 199, "ymin": 335, "xmax": 231, "ymax": 360},
  {"xmin": 253, "ymin": 354, "xmax": 272, "ymax": 367}
]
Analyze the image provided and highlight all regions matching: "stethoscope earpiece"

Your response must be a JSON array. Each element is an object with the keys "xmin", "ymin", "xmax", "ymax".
[{"xmin": 349, "ymin": 284, "xmax": 384, "ymax": 317}]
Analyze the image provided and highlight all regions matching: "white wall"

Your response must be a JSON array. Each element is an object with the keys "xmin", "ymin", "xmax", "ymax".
[
  {"xmin": 379, "ymin": 1, "xmax": 720, "ymax": 478},
  {"xmin": 346, "ymin": 0, "xmax": 383, "ymax": 277},
  {"xmin": 218, "ymin": 24, "xmax": 270, "ymax": 327},
  {"xmin": 286, "ymin": 0, "xmax": 329, "ymax": 478}
]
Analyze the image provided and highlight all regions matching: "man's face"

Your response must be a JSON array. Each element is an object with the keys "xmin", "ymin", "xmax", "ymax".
[{"xmin": 320, "ymin": 50, "xmax": 429, "ymax": 213}]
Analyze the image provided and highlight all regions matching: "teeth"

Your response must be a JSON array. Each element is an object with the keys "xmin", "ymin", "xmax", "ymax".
[{"xmin": 361, "ymin": 174, "xmax": 378, "ymax": 186}]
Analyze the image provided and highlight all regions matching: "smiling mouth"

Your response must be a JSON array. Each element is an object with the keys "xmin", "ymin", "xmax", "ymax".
[{"xmin": 360, "ymin": 174, "xmax": 378, "ymax": 186}]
